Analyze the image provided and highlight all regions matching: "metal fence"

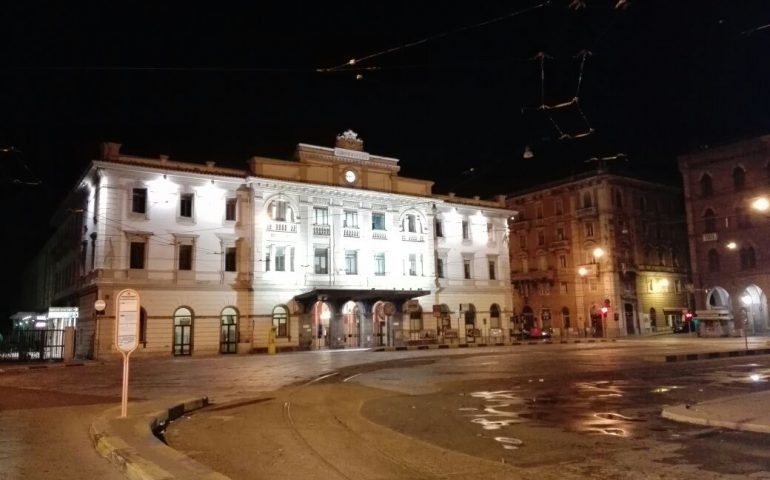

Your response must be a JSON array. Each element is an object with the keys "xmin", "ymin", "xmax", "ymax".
[{"xmin": 0, "ymin": 329, "xmax": 65, "ymax": 362}]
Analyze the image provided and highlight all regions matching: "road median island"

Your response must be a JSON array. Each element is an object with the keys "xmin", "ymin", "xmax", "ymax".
[
  {"xmin": 166, "ymin": 383, "xmax": 528, "ymax": 480},
  {"xmin": 90, "ymin": 396, "xmax": 231, "ymax": 480}
]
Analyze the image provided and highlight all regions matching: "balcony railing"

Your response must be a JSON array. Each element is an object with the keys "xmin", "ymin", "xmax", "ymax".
[
  {"xmin": 313, "ymin": 225, "xmax": 330, "ymax": 236},
  {"xmin": 372, "ymin": 230, "xmax": 387, "ymax": 240},
  {"xmin": 548, "ymin": 239, "xmax": 570, "ymax": 251},
  {"xmin": 510, "ymin": 220, "xmax": 530, "ymax": 230},
  {"xmin": 343, "ymin": 227, "xmax": 360, "ymax": 238},
  {"xmin": 510, "ymin": 269, "xmax": 555, "ymax": 281},
  {"xmin": 402, "ymin": 233, "xmax": 425, "ymax": 242},
  {"xmin": 267, "ymin": 221, "xmax": 297, "ymax": 233},
  {"xmin": 576, "ymin": 206, "xmax": 598, "ymax": 218}
]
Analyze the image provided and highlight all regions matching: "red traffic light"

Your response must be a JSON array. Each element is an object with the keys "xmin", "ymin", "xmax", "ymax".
[
  {"xmin": 600, "ymin": 306, "xmax": 609, "ymax": 315},
  {"xmin": 684, "ymin": 312, "xmax": 693, "ymax": 320}
]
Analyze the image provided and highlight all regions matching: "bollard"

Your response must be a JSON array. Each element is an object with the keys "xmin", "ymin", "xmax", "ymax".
[{"xmin": 268, "ymin": 327, "xmax": 276, "ymax": 355}]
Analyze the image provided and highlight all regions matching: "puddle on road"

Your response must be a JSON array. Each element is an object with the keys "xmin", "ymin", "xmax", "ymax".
[{"xmin": 461, "ymin": 380, "xmax": 650, "ymax": 450}]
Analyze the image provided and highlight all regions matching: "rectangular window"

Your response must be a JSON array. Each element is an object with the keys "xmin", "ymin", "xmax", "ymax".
[
  {"xmin": 487, "ymin": 222, "xmax": 493, "ymax": 238},
  {"xmin": 314, "ymin": 248, "xmax": 328, "ymax": 274},
  {"xmin": 436, "ymin": 258, "xmax": 444, "ymax": 278},
  {"xmin": 344, "ymin": 210, "xmax": 358, "ymax": 228},
  {"xmin": 408, "ymin": 254, "xmax": 417, "ymax": 276},
  {"xmin": 488, "ymin": 260, "xmax": 496, "ymax": 280},
  {"xmin": 537, "ymin": 230, "xmax": 545, "ymax": 246},
  {"xmin": 372, "ymin": 212, "xmax": 386, "ymax": 230},
  {"xmin": 556, "ymin": 227, "xmax": 565, "ymax": 241},
  {"xmin": 406, "ymin": 215, "xmax": 417, "ymax": 233},
  {"xmin": 345, "ymin": 250, "xmax": 358, "ymax": 275},
  {"xmin": 521, "ymin": 258, "xmax": 529, "ymax": 273},
  {"xmin": 559, "ymin": 254, "xmax": 567, "ymax": 269},
  {"xmin": 374, "ymin": 253, "xmax": 385, "ymax": 275},
  {"xmin": 178, "ymin": 244, "xmax": 193, "ymax": 271},
  {"xmin": 519, "ymin": 234, "xmax": 527, "ymax": 249},
  {"xmin": 462, "ymin": 220, "xmax": 470, "ymax": 239},
  {"xmin": 560, "ymin": 282, "xmax": 568, "ymax": 294},
  {"xmin": 180, "ymin": 193, "xmax": 194, "ymax": 218},
  {"xmin": 225, "ymin": 247, "xmax": 237, "ymax": 272},
  {"xmin": 536, "ymin": 203, "xmax": 543, "ymax": 219},
  {"xmin": 463, "ymin": 260, "xmax": 471, "ymax": 279},
  {"xmin": 555, "ymin": 198, "xmax": 563, "ymax": 215},
  {"xmin": 435, "ymin": 219, "xmax": 443, "ymax": 237},
  {"xmin": 132, "ymin": 188, "xmax": 147, "ymax": 214},
  {"xmin": 314, "ymin": 207, "xmax": 329, "ymax": 225},
  {"xmin": 585, "ymin": 222, "xmax": 594, "ymax": 237},
  {"xmin": 225, "ymin": 198, "xmax": 237, "ymax": 221},
  {"xmin": 130, "ymin": 241, "xmax": 145, "ymax": 269},
  {"xmin": 275, "ymin": 246, "xmax": 286, "ymax": 272}
]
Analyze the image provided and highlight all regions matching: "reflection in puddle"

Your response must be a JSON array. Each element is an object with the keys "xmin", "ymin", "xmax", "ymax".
[
  {"xmin": 465, "ymin": 390, "xmax": 527, "ymax": 431},
  {"xmin": 575, "ymin": 381, "xmax": 624, "ymax": 398},
  {"xmin": 494, "ymin": 436, "xmax": 524, "ymax": 449},
  {"xmin": 651, "ymin": 385, "xmax": 684, "ymax": 393}
]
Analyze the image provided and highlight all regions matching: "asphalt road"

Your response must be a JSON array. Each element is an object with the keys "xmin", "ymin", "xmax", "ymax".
[
  {"xmin": 1, "ymin": 336, "xmax": 769, "ymax": 479},
  {"xmin": 167, "ymin": 342, "xmax": 770, "ymax": 480}
]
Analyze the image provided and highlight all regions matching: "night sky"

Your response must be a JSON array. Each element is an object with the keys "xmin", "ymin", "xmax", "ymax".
[{"xmin": 2, "ymin": 1, "xmax": 769, "ymax": 320}]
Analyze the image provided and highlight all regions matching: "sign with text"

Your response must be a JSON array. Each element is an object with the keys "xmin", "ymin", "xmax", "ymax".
[
  {"xmin": 48, "ymin": 306, "xmax": 79, "ymax": 319},
  {"xmin": 115, "ymin": 289, "xmax": 140, "ymax": 353}
]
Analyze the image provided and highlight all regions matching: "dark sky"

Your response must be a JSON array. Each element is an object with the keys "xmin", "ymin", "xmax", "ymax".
[{"xmin": 2, "ymin": 1, "xmax": 770, "ymax": 318}]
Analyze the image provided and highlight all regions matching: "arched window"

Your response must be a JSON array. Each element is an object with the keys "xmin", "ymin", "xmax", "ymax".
[
  {"xmin": 614, "ymin": 190, "xmax": 623, "ymax": 208},
  {"xmin": 561, "ymin": 307, "xmax": 571, "ymax": 329},
  {"xmin": 490, "ymin": 304, "xmax": 501, "ymax": 328},
  {"xmin": 740, "ymin": 247, "xmax": 756, "ymax": 270},
  {"xmin": 699, "ymin": 174, "xmax": 713, "ymax": 197},
  {"xmin": 267, "ymin": 199, "xmax": 294, "ymax": 222},
  {"xmin": 733, "ymin": 167, "xmax": 746, "ymax": 191},
  {"xmin": 703, "ymin": 209, "xmax": 717, "ymax": 233},
  {"xmin": 272, "ymin": 305, "xmax": 288, "ymax": 337},
  {"xmin": 582, "ymin": 192, "xmax": 592, "ymax": 208},
  {"xmin": 173, "ymin": 307, "xmax": 193, "ymax": 356},
  {"xmin": 707, "ymin": 249, "xmax": 720, "ymax": 273},
  {"xmin": 220, "ymin": 307, "xmax": 238, "ymax": 354},
  {"xmin": 736, "ymin": 206, "xmax": 751, "ymax": 229},
  {"xmin": 649, "ymin": 307, "xmax": 657, "ymax": 328}
]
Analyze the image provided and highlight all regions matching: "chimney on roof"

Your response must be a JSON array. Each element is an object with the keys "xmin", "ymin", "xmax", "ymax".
[
  {"xmin": 100, "ymin": 142, "xmax": 122, "ymax": 160},
  {"xmin": 473, "ymin": 196, "xmax": 480, "ymax": 201},
  {"xmin": 206, "ymin": 161, "xmax": 216, "ymax": 169},
  {"xmin": 448, "ymin": 192, "xmax": 455, "ymax": 198},
  {"xmin": 159, "ymin": 155, "xmax": 169, "ymax": 163}
]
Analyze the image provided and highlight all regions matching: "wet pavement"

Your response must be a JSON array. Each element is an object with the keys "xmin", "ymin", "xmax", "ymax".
[{"xmin": 170, "ymin": 345, "xmax": 770, "ymax": 479}]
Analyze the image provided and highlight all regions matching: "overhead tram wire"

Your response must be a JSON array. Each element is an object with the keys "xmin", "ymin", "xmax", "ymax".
[{"xmin": 315, "ymin": 1, "xmax": 552, "ymax": 74}]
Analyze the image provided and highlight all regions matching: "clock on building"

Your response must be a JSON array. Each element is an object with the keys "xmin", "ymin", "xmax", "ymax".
[{"xmin": 344, "ymin": 169, "xmax": 357, "ymax": 184}]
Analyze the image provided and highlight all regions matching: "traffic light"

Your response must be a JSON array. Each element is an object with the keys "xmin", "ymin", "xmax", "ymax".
[
  {"xmin": 684, "ymin": 311, "xmax": 693, "ymax": 321},
  {"xmin": 601, "ymin": 299, "xmax": 610, "ymax": 317}
]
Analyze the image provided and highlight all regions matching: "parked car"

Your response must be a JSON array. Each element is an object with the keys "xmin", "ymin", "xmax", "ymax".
[{"xmin": 525, "ymin": 327, "xmax": 552, "ymax": 339}]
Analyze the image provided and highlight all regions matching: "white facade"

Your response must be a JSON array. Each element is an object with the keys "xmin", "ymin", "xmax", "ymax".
[{"xmin": 28, "ymin": 133, "xmax": 514, "ymax": 358}]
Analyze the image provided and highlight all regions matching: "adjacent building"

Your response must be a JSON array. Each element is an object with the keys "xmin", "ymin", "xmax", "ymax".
[
  {"xmin": 506, "ymin": 168, "xmax": 691, "ymax": 337},
  {"xmin": 23, "ymin": 131, "xmax": 515, "ymax": 358},
  {"xmin": 679, "ymin": 135, "xmax": 770, "ymax": 336}
]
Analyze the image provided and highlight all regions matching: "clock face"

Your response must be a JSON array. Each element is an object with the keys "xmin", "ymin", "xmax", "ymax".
[{"xmin": 344, "ymin": 170, "xmax": 357, "ymax": 183}]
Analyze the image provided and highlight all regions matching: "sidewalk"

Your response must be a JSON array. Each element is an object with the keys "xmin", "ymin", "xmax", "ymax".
[{"xmin": 662, "ymin": 390, "xmax": 770, "ymax": 434}]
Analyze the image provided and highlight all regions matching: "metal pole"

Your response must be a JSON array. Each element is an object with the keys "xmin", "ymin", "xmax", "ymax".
[
  {"xmin": 121, "ymin": 352, "xmax": 130, "ymax": 417},
  {"xmin": 744, "ymin": 319, "xmax": 749, "ymax": 351}
]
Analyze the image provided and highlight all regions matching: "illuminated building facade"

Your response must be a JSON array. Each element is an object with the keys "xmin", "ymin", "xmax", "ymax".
[
  {"xmin": 25, "ymin": 131, "xmax": 514, "ymax": 357},
  {"xmin": 507, "ymin": 169, "xmax": 691, "ymax": 337},
  {"xmin": 679, "ymin": 135, "xmax": 770, "ymax": 336}
]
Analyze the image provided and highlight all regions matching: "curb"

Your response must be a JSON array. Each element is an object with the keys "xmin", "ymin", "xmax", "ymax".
[
  {"xmin": 0, "ymin": 361, "xmax": 104, "ymax": 373},
  {"xmin": 664, "ymin": 347, "xmax": 770, "ymax": 362},
  {"xmin": 661, "ymin": 403, "xmax": 770, "ymax": 434},
  {"xmin": 372, "ymin": 338, "xmax": 617, "ymax": 352},
  {"xmin": 90, "ymin": 396, "xmax": 231, "ymax": 480}
]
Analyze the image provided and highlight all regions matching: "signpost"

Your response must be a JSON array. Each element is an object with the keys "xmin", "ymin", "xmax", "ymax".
[{"xmin": 115, "ymin": 289, "xmax": 140, "ymax": 417}]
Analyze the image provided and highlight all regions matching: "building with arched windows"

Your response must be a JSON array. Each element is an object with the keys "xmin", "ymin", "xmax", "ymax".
[
  {"xmin": 22, "ymin": 131, "xmax": 514, "ymax": 358},
  {"xmin": 679, "ymin": 134, "xmax": 770, "ymax": 336},
  {"xmin": 507, "ymin": 168, "xmax": 691, "ymax": 338}
]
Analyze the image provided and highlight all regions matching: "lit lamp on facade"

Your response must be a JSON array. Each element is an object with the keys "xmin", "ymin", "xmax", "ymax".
[
  {"xmin": 592, "ymin": 247, "xmax": 605, "ymax": 259},
  {"xmin": 726, "ymin": 241, "xmax": 738, "ymax": 250},
  {"xmin": 751, "ymin": 196, "xmax": 769, "ymax": 212},
  {"xmin": 578, "ymin": 266, "xmax": 589, "ymax": 277}
]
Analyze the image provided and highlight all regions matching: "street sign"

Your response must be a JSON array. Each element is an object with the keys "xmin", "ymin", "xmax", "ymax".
[
  {"xmin": 94, "ymin": 299, "xmax": 106, "ymax": 312},
  {"xmin": 115, "ymin": 290, "xmax": 140, "ymax": 353},
  {"xmin": 115, "ymin": 288, "xmax": 141, "ymax": 418}
]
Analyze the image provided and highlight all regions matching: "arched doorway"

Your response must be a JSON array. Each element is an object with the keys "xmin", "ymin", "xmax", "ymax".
[
  {"xmin": 437, "ymin": 304, "xmax": 452, "ymax": 337},
  {"xmin": 372, "ymin": 301, "xmax": 395, "ymax": 347},
  {"xmin": 707, "ymin": 286, "xmax": 731, "ymax": 310},
  {"xmin": 342, "ymin": 301, "xmax": 362, "ymax": 347},
  {"xmin": 220, "ymin": 306, "xmax": 238, "ymax": 354},
  {"xmin": 522, "ymin": 306, "xmax": 535, "ymax": 332},
  {"xmin": 311, "ymin": 301, "xmax": 333, "ymax": 349},
  {"xmin": 173, "ymin": 307, "xmax": 193, "ymax": 356},
  {"xmin": 649, "ymin": 307, "xmax": 657, "ymax": 332},
  {"xmin": 561, "ymin": 307, "xmax": 570, "ymax": 332},
  {"xmin": 464, "ymin": 304, "xmax": 477, "ymax": 342},
  {"xmin": 739, "ymin": 284, "xmax": 768, "ymax": 334}
]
